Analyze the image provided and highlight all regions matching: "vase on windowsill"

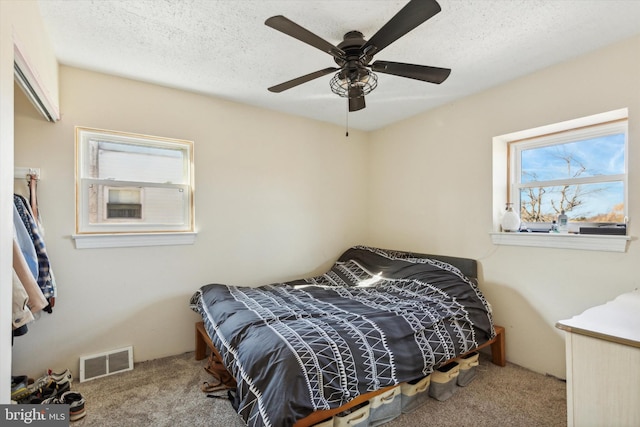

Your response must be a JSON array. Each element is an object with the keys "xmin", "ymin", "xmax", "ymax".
[{"xmin": 501, "ymin": 203, "xmax": 521, "ymax": 232}]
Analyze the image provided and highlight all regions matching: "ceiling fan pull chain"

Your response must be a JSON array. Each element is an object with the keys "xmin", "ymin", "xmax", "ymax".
[{"xmin": 345, "ymin": 103, "xmax": 349, "ymax": 137}]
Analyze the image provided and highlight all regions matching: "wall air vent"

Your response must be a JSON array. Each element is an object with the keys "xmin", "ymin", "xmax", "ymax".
[{"xmin": 79, "ymin": 346, "xmax": 133, "ymax": 382}]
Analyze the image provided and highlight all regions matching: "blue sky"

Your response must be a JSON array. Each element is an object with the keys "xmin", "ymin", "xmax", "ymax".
[
  {"xmin": 520, "ymin": 133, "xmax": 625, "ymax": 219},
  {"xmin": 521, "ymin": 133, "xmax": 625, "ymax": 182}
]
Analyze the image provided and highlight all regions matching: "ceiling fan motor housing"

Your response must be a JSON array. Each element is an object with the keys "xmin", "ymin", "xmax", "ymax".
[
  {"xmin": 334, "ymin": 31, "xmax": 373, "ymax": 67},
  {"xmin": 329, "ymin": 31, "xmax": 377, "ymax": 98}
]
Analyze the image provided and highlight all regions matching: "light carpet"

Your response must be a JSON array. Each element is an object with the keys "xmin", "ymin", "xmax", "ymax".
[{"xmin": 71, "ymin": 351, "xmax": 566, "ymax": 427}]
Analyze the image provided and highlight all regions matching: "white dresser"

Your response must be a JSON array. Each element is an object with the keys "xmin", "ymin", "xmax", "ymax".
[{"xmin": 556, "ymin": 290, "xmax": 640, "ymax": 427}]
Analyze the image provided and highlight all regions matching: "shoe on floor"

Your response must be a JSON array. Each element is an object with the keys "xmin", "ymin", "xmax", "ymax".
[
  {"xmin": 60, "ymin": 391, "xmax": 86, "ymax": 421},
  {"xmin": 48, "ymin": 368, "xmax": 73, "ymax": 386},
  {"xmin": 11, "ymin": 375, "xmax": 29, "ymax": 400},
  {"xmin": 11, "ymin": 375, "xmax": 28, "ymax": 388},
  {"xmin": 19, "ymin": 378, "xmax": 70, "ymax": 404}
]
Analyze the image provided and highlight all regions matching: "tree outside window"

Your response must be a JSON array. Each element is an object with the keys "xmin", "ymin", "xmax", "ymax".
[{"xmin": 511, "ymin": 120, "xmax": 626, "ymax": 228}]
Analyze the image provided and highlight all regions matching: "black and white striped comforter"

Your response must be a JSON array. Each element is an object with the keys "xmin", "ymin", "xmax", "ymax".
[{"xmin": 190, "ymin": 246, "xmax": 495, "ymax": 427}]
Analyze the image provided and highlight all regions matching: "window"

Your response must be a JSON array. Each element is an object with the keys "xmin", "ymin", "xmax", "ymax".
[
  {"xmin": 509, "ymin": 119, "xmax": 627, "ymax": 233},
  {"xmin": 491, "ymin": 109, "xmax": 630, "ymax": 252},
  {"xmin": 74, "ymin": 127, "xmax": 195, "ymax": 248}
]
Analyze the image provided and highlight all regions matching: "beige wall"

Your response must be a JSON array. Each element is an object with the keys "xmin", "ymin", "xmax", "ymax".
[
  {"xmin": 367, "ymin": 35, "xmax": 640, "ymax": 378},
  {"xmin": 11, "ymin": 66, "xmax": 369, "ymax": 376},
  {"xmin": 1, "ymin": 0, "xmax": 59, "ymax": 403}
]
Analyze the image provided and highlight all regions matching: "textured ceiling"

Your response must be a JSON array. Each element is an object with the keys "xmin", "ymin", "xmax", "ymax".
[{"xmin": 37, "ymin": 0, "xmax": 640, "ymax": 131}]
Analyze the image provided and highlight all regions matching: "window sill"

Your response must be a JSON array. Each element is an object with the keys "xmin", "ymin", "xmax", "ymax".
[
  {"xmin": 72, "ymin": 232, "xmax": 197, "ymax": 249},
  {"xmin": 490, "ymin": 232, "xmax": 630, "ymax": 252}
]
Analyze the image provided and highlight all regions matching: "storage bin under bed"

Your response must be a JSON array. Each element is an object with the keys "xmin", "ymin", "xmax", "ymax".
[
  {"xmin": 369, "ymin": 386, "xmax": 401, "ymax": 427},
  {"xmin": 334, "ymin": 401, "xmax": 370, "ymax": 427},
  {"xmin": 400, "ymin": 374, "xmax": 431, "ymax": 413}
]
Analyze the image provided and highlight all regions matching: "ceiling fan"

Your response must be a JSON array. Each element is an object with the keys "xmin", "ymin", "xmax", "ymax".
[{"xmin": 265, "ymin": 0, "xmax": 451, "ymax": 112}]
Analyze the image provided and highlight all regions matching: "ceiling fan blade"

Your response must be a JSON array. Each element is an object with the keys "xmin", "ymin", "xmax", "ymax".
[
  {"xmin": 362, "ymin": 0, "xmax": 441, "ymax": 57},
  {"xmin": 268, "ymin": 67, "xmax": 339, "ymax": 93},
  {"xmin": 265, "ymin": 15, "xmax": 345, "ymax": 61},
  {"xmin": 371, "ymin": 60, "xmax": 451, "ymax": 84},
  {"xmin": 349, "ymin": 96, "xmax": 366, "ymax": 112}
]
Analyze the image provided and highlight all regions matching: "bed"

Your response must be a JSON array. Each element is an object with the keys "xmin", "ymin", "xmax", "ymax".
[{"xmin": 190, "ymin": 245, "xmax": 504, "ymax": 427}]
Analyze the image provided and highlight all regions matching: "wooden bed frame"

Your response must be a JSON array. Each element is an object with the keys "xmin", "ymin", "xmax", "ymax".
[{"xmin": 195, "ymin": 320, "xmax": 506, "ymax": 427}]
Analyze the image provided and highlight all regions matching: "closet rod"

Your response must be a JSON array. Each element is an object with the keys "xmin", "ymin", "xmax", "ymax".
[{"xmin": 14, "ymin": 167, "xmax": 41, "ymax": 180}]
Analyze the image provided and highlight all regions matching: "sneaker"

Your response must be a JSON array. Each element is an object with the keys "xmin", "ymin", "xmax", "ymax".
[
  {"xmin": 11, "ymin": 385, "xmax": 29, "ymax": 401},
  {"xmin": 19, "ymin": 379, "xmax": 70, "ymax": 404},
  {"xmin": 48, "ymin": 369, "xmax": 73, "ymax": 386},
  {"xmin": 13, "ymin": 378, "xmax": 47, "ymax": 403},
  {"xmin": 40, "ymin": 395, "xmax": 63, "ymax": 404},
  {"xmin": 19, "ymin": 385, "xmax": 54, "ymax": 404},
  {"xmin": 60, "ymin": 391, "xmax": 86, "ymax": 421},
  {"xmin": 55, "ymin": 381, "xmax": 71, "ymax": 395},
  {"xmin": 28, "ymin": 374, "xmax": 52, "ymax": 392},
  {"xmin": 11, "ymin": 375, "xmax": 28, "ymax": 388}
]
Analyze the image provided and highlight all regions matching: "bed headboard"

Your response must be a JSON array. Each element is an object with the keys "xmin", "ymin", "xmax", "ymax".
[{"xmin": 401, "ymin": 250, "xmax": 477, "ymax": 279}]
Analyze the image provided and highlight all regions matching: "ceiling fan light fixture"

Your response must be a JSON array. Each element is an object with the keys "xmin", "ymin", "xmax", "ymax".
[{"xmin": 329, "ymin": 69, "xmax": 378, "ymax": 98}]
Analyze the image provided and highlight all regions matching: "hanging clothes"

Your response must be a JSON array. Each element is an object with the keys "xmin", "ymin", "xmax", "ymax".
[
  {"xmin": 28, "ymin": 173, "xmax": 39, "ymax": 223},
  {"xmin": 12, "ymin": 236, "xmax": 46, "ymax": 341},
  {"xmin": 27, "ymin": 174, "xmax": 56, "ymax": 310},
  {"xmin": 12, "ymin": 270, "xmax": 35, "ymax": 330},
  {"xmin": 12, "ymin": 238, "xmax": 48, "ymax": 314},
  {"xmin": 11, "ymin": 172, "xmax": 56, "ymax": 342},
  {"xmin": 14, "ymin": 193, "xmax": 56, "ymax": 311},
  {"xmin": 14, "ymin": 203, "xmax": 39, "ymax": 280}
]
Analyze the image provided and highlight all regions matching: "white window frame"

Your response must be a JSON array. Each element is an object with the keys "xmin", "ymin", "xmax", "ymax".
[
  {"xmin": 491, "ymin": 109, "xmax": 630, "ymax": 252},
  {"xmin": 510, "ymin": 119, "xmax": 627, "ymax": 232},
  {"xmin": 72, "ymin": 127, "xmax": 196, "ymax": 249}
]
